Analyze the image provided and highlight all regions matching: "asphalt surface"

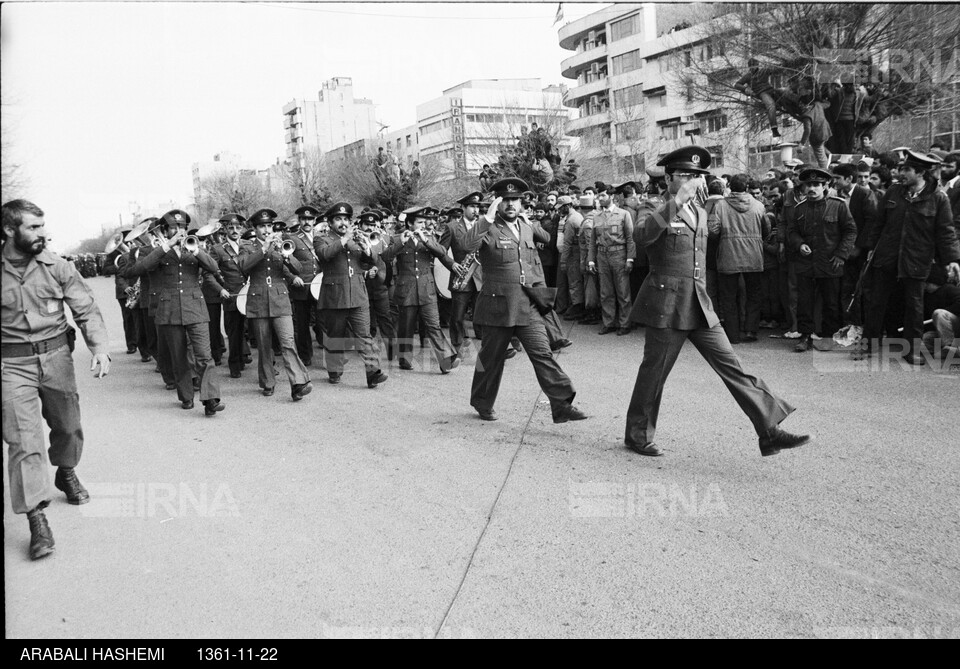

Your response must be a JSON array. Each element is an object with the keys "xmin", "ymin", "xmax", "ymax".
[{"xmin": 5, "ymin": 276, "xmax": 959, "ymax": 638}]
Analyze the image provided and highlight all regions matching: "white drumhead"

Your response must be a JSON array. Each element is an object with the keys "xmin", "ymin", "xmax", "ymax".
[{"xmin": 236, "ymin": 281, "xmax": 250, "ymax": 316}]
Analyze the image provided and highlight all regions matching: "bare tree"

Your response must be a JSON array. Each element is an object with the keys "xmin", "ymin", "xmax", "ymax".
[
  {"xmin": 324, "ymin": 143, "xmax": 445, "ymax": 212},
  {"xmin": 674, "ymin": 3, "xmax": 960, "ymax": 151},
  {"xmin": 283, "ymin": 147, "xmax": 332, "ymax": 210},
  {"xmin": 196, "ymin": 170, "xmax": 272, "ymax": 222}
]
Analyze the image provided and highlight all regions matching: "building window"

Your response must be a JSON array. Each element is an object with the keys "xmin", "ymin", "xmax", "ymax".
[
  {"xmin": 617, "ymin": 120, "xmax": 645, "ymax": 142},
  {"xmin": 699, "ymin": 113, "xmax": 728, "ymax": 134},
  {"xmin": 707, "ymin": 145, "xmax": 724, "ymax": 168},
  {"xmin": 420, "ymin": 120, "xmax": 443, "ymax": 135},
  {"xmin": 613, "ymin": 84, "xmax": 643, "ymax": 109},
  {"xmin": 659, "ymin": 121, "xmax": 681, "ymax": 140},
  {"xmin": 612, "ymin": 49, "xmax": 641, "ymax": 76},
  {"xmin": 610, "ymin": 14, "xmax": 639, "ymax": 42},
  {"xmin": 406, "ymin": 135, "xmax": 412, "ymax": 147}
]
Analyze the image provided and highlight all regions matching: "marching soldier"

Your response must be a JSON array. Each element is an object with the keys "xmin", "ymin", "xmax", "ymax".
[
  {"xmin": 238, "ymin": 208, "xmax": 312, "ymax": 400},
  {"xmin": 786, "ymin": 167, "xmax": 857, "ymax": 352},
  {"xmin": 126, "ymin": 209, "xmax": 225, "ymax": 416},
  {"xmin": 440, "ymin": 191, "xmax": 485, "ymax": 358},
  {"xmin": 207, "ymin": 213, "xmax": 251, "ymax": 378},
  {"xmin": 285, "ymin": 205, "xmax": 324, "ymax": 366},
  {"xmin": 314, "ymin": 202, "xmax": 388, "ymax": 388},
  {"xmin": 624, "ymin": 147, "xmax": 806, "ymax": 458},
  {"xmin": 197, "ymin": 222, "xmax": 226, "ymax": 366},
  {"xmin": 357, "ymin": 210, "xmax": 397, "ymax": 360},
  {"xmin": 588, "ymin": 182, "xmax": 636, "ymax": 335},
  {"xmin": 461, "ymin": 178, "xmax": 587, "ymax": 423},
  {"xmin": 109, "ymin": 226, "xmax": 139, "ymax": 354},
  {"xmin": 382, "ymin": 206, "xmax": 460, "ymax": 374}
]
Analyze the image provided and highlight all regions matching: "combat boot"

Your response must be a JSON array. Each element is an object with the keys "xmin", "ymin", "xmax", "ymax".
[
  {"xmin": 27, "ymin": 506, "xmax": 55, "ymax": 560},
  {"xmin": 55, "ymin": 467, "xmax": 90, "ymax": 505}
]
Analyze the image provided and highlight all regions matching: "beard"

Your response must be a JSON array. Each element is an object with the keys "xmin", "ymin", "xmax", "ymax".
[{"xmin": 15, "ymin": 228, "xmax": 45, "ymax": 255}]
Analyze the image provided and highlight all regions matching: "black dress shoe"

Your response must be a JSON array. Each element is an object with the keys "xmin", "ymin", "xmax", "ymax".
[
  {"xmin": 616, "ymin": 328, "xmax": 631, "ymax": 336},
  {"xmin": 476, "ymin": 409, "xmax": 498, "ymax": 421},
  {"xmin": 626, "ymin": 442, "xmax": 663, "ymax": 457},
  {"xmin": 126, "ymin": 347, "xmax": 137, "ymax": 354},
  {"xmin": 399, "ymin": 360, "xmax": 413, "ymax": 370},
  {"xmin": 794, "ymin": 334, "xmax": 812, "ymax": 352},
  {"xmin": 203, "ymin": 399, "xmax": 225, "ymax": 416},
  {"xmin": 213, "ymin": 358, "xmax": 223, "ymax": 367},
  {"xmin": 261, "ymin": 387, "xmax": 275, "ymax": 396},
  {"xmin": 165, "ymin": 383, "xmax": 177, "ymax": 390},
  {"xmin": 243, "ymin": 355, "xmax": 253, "ymax": 364},
  {"xmin": 598, "ymin": 326, "xmax": 617, "ymax": 335},
  {"xmin": 553, "ymin": 404, "xmax": 589, "ymax": 423},
  {"xmin": 291, "ymin": 382, "xmax": 313, "ymax": 401},
  {"xmin": 441, "ymin": 356, "xmax": 461, "ymax": 374},
  {"xmin": 141, "ymin": 355, "xmax": 152, "ymax": 363},
  {"xmin": 759, "ymin": 426, "xmax": 810, "ymax": 457},
  {"xmin": 743, "ymin": 332, "xmax": 758, "ymax": 342},
  {"xmin": 27, "ymin": 507, "xmax": 55, "ymax": 560},
  {"xmin": 327, "ymin": 373, "xmax": 342, "ymax": 384},
  {"xmin": 55, "ymin": 467, "xmax": 90, "ymax": 505},
  {"xmin": 504, "ymin": 348, "xmax": 517, "ymax": 360},
  {"xmin": 550, "ymin": 338, "xmax": 573, "ymax": 351},
  {"xmin": 229, "ymin": 371, "xmax": 241, "ymax": 378},
  {"xmin": 302, "ymin": 358, "xmax": 312, "ymax": 367},
  {"xmin": 367, "ymin": 371, "xmax": 388, "ymax": 388},
  {"xmin": 181, "ymin": 400, "xmax": 194, "ymax": 410}
]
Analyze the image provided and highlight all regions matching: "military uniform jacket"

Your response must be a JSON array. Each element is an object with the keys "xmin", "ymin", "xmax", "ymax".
[
  {"xmin": 460, "ymin": 215, "xmax": 547, "ymax": 328},
  {"xmin": 313, "ymin": 231, "xmax": 369, "ymax": 310},
  {"xmin": 125, "ymin": 246, "xmax": 218, "ymax": 326},
  {"xmin": 360, "ymin": 236, "xmax": 389, "ymax": 290},
  {"xmin": 440, "ymin": 218, "xmax": 483, "ymax": 291},
  {"xmin": 382, "ymin": 234, "xmax": 454, "ymax": 307},
  {"xmin": 630, "ymin": 200, "xmax": 720, "ymax": 330},
  {"xmin": 237, "ymin": 246, "xmax": 300, "ymax": 318},
  {"xmin": 787, "ymin": 196, "xmax": 857, "ymax": 278},
  {"xmin": 208, "ymin": 240, "xmax": 250, "ymax": 313},
  {"xmin": 866, "ymin": 180, "xmax": 960, "ymax": 280},
  {"xmin": 284, "ymin": 231, "xmax": 320, "ymax": 301},
  {"xmin": 588, "ymin": 204, "xmax": 636, "ymax": 264},
  {"xmin": 117, "ymin": 247, "xmax": 151, "ymax": 310},
  {"xmin": 200, "ymin": 267, "xmax": 223, "ymax": 305}
]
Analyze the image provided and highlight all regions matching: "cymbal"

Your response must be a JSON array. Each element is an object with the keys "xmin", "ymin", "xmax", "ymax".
[
  {"xmin": 195, "ymin": 221, "xmax": 222, "ymax": 237},
  {"xmin": 124, "ymin": 220, "xmax": 151, "ymax": 243}
]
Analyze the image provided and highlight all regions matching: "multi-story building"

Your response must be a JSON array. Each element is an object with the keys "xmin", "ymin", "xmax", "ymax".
[
  {"xmin": 415, "ymin": 78, "xmax": 574, "ymax": 180},
  {"xmin": 559, "ymin": 3, "xmax": 766, "ymax": 177},
  {"xmin": 282, "ymin": 77, "xmax": 381, "ymax": 170}
]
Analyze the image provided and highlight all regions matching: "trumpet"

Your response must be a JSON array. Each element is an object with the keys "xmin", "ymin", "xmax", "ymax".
[
  {"xmin": 280, "ymin": 239, "xmax": 296, "ymax": 257},
  {"xmin": 181, "ymin": 235, "xmax": 201, "ymax": 253}
]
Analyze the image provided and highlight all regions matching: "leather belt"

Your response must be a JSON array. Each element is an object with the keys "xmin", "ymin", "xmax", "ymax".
[
  {"xmin": 1, "ymin": 332, "xmax": 70, "ymax": 358},
  {"xmin": 598, "ymin": 244, "xmax": 626, "ymax": 252},
  {"xmin": 649, "ymin": 266, "xmax": 702, "ymax": 279}
]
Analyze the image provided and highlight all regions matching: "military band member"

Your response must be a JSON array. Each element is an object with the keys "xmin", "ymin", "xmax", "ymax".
[
  {"xmin": 314, "ymin": 202, "xmax": 388, "ymax": 388},
  {"xmin": 441, "ymin": 191, "xmax": 485, "ymax": 358},
  {"xmin": 197, "ymin": 222, "xmax": 226, "ymax": 365},
  {"xmin": 461, "ymin": 178, "xmax": 587, "ymax": 423},
  {"xmin": 382, "ymin": 206, "xmax": 460, "ymax": 374},
  {"xmin": 285, "ymin": 206, "xmax": 324, "ymax": 366},
  {"xmin": 207, "ymin": 213, "xmax": 251, "ymax": 378},
  {"xmin": 786, "ymin": 167, "xmax": 857, "ymax": 352},
  {"xmin": 126, "ymin": 209, "xmax": 225, "ymax": 416},
  {"xmin": 624, "ymin": 147, "xmax": 806, "ymax": 458},
  {"xmin": 358, "ymin": 210, "xmax": 397, "ymax": 360},
  {"xmin": 238, "ymin": 208, "xmax": 312, "ymax": 400},
  {"xmin": 118, "ymin": 219, "xmax": 158, "ymax": 363},
  {"xmin": 110, "ymin": 226, "xmax": 139, "ymax": 354}
]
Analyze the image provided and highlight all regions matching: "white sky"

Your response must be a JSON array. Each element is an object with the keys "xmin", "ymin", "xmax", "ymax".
[{"xmin": 1, "ymin": 1, "xmax": 607, "ymax": 251}]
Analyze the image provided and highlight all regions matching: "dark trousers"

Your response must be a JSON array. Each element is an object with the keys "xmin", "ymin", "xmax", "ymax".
[
  {"xmin": 760, "ymin": 266, "xmax": 787, "ymax": 323},
  {"xmin": 367, "ymin": 285, "xmax": 397, "ymax": 354},
  {"xmin": 223, "ymin": 308, "xmax": 247, "ymax": 375},
  {"xmin": 631, "ymin": 263, "xmax": 649, "ymax": 302},
  {"xmin": 624, "ymin": 325, "xmax": 794, "ymax": 447},
  {"xmin": 250, "ymin": 316, "xmax": 310, "ymax": 390},
  {"xmin": 118, "ymin": 299, "xmax": 137, "ymax": 349},
  {"xmin": 840, "ymin": 254, "xmax": 867, "ymax": 326},
  {"xmin": 718, "ymin": 271, "xmax": 763, "ymax": 342},
  {"xmin": 133, "ymin": 307, "xmax": 155, "ymax": 360},
  {"xmin": 864, "ymin": 266, "xmax": 925, "ymax": 355},
  {"xmin": 320, "ymin": 305, "xmax": 382, "ymax": 377},
  {"xmin": 398, "ymin": 302, "xmax": 456, "ymax": 371},
  {"xmin": 292, "ymin": 297, "xmax": 323, "ymax": 364},
  {"xmin": 797, "ymin": 275, "xmax": 841, "ymax": 337},
  {"xmin": 542, "ymin": 264, "xmax": 557, "ymax": 288},
  {"xmin": 158, "ymin": 323, "xmax": 220, "ymax": 403},
  {"xmin": 2, "ymin": 347, "xmax": 83, "ymax": 514},
  {"xmin": 556, "ymin": 261, "xmax": 570, "ymax": 313},
  {"xmin": 471, "ymin": 320, "xmax": 576, "ymax": 418},
  {"xmin": 206, "ymin": 302, "xmax": 225, "ymax": 362},
  {"xmin": 155, "ymin": 317, "xmax": 176, "ymax": 386},
  {"xmin": 450, "ymin": 287, "xmax": 481, "ymax": 353}
]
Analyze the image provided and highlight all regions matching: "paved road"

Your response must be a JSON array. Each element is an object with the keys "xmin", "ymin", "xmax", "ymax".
[{"xmin": 5, "ymin": 276, "xmax": 959, "ymax": 638}]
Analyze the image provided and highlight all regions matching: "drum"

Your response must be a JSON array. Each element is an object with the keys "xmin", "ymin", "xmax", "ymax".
[
  {"xmin": 309, "ymin": 273, "xmax": 323, "ymax": 301},
  {"xmin": 434, "ymin": 249, "xmax": 452, "ymax": 300},
  {"xmin": 236, "ymin": 281, "xmax": 250, "ymax": 316}
]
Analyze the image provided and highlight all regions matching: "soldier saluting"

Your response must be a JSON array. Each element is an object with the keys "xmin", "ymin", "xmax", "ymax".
[{"xmin": 623, "ymin": 147, "xmax": 807, "ymax": 458}]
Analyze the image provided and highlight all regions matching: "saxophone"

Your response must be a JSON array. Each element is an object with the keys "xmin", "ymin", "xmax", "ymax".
[
  {"xmin": 452, "ymin": 252, "xmax": 480, "ymax": 291},
  {"xmin": 124, "ymin": 278, "xmax": 142, "ymax": 308}
]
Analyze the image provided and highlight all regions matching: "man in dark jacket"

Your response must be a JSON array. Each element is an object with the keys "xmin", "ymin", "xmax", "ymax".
[
  {"xmin": 787, "ymin": 168, "xmax": 857, "ymax": 352},
  {"xmin": 284, "ymin": 206, "xmax": 323, "ymax": 366},
  {"xmin": 861, "ymin": 150, "xmax": 960, "ymax": 364},
  {"xmin": 832, "ymin": 162, "xmax": 878, "ymax": 327},
  {"xmin": 207, "ymin": 214, "xmax": 251, "ymax": 378}
]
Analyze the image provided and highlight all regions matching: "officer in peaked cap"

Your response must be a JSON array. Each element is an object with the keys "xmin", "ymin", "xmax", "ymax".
[
  {"xmin": 314, "ymin": 200, "xmax": 386, "ymax": 387},
  {"xmin": 459, "ymin": 176, "xmax": 587, "ymax": 424},
  {"xmin": 249, "ymin": 208, "xmax": 278, "ymax": 227},
  {"xmin": 623, "ymin": 145, "xmax": 807, "ymax": 459},
  {"xmin": 209, "ymin": 213, "xmax": 252, "ymax": 378},
  {"xmin": 900, "ymin": 148, "xmax": 942, "ymax": 172},
  {"xmin": 160, "ymin": 209, "xmax": 192, "ymax": 229},
  {"xmin": 441, "ymin": 191, "xmax": 487, "ymax": 357},
  {"xmin": 789, "ymin": 166, "xmax": 856, "ymax": 354},
  {"xmin": 218, "ymin": 213, "xmax": 246, "ymax": 226},
  {"xmin": 356, "ymin": 209, "xmax": 396, "ymax": 362},
  {"xmin": 285, "ymin": 208, "xmax": 323, "ymax": 366},
  {"xmin": 457, "ymin": 191, "xmax": 483, "ymax": 207}
]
